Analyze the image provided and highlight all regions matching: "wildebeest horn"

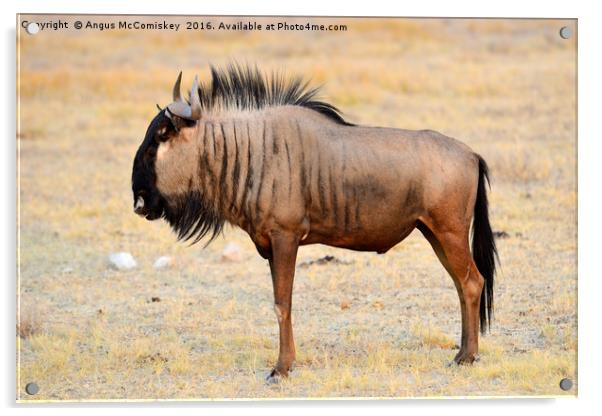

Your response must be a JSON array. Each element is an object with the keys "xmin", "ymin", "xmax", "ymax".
[
  {"xmin": 166, "ymin": 72, "xmax": 202, "ymax": 121},
  {"xmin": 172, "ymin": 71, "xmax": 183, "ymax": 101},
  {"xmin": 190, "ymin": 75, "xmax": 201, "ymax": 120}
]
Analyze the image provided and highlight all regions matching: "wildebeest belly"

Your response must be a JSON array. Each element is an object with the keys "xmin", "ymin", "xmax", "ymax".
[
  {"xmin": 303, "ymin": 180, "xmax": 422, "ymax": 253},
  {"xmin": 302, "ymin": 220, "xmax": 417, "ymax": 253}
]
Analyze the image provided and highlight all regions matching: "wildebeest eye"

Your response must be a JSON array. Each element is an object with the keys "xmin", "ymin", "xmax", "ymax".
[{"xmin": 155, "ymin": 125, "xmax": 172, "ymax": 142}]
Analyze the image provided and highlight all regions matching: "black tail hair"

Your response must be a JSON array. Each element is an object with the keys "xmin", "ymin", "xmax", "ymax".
[{"xmin": 472, "ymin": 155, "xmax": 498, "ymax": 334}]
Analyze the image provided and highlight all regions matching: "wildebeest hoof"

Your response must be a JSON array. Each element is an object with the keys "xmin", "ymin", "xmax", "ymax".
[
  {"xmin": 453, "ymin": 352, "xmax": 479, "ymax": 365},
  {"xmin": 265, "ymin": 369, "xmax": 285, "ymax": 385}
]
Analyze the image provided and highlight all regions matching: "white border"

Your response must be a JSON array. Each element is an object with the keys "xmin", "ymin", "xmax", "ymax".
[{"xmin": 3, "ymin": 1, "xmax": 600, "ymax": 414}]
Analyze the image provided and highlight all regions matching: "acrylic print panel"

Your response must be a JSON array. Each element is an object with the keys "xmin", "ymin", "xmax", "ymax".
[{"xmin": 17, "ymin": 15, "xmax": 577, "ymax": 401}]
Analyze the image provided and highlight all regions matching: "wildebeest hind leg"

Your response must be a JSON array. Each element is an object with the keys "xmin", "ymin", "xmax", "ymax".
[
  {"xmin": 266, "ymin": 231, "xmax": 299, "ymax": 383},
  {"xmin": 417, "ymin": 221, "xmax": 467, "ymax": 355},
  {"xmin": 417, "ymin": 221, "xmax": 484, "ymax": 364}
]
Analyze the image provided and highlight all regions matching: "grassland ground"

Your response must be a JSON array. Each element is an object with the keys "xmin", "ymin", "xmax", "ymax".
[{"xmin": 17, "ymin": 17, "xmax": 576, "ymax": 400}]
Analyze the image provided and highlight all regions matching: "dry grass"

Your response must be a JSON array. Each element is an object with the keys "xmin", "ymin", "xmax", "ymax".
[
  {"xmin": 16, "ymin": 309, "xmax": 39, "ymax": 340},
  {"xmin": 17, "ymin": 16, "xmax": 576, "ymax": 400}
]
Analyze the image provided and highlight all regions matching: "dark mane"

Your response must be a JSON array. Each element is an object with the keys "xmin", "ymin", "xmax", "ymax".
[{"xmin": 194, "ymin": 63, "xmax": 354, "ymax": 126}]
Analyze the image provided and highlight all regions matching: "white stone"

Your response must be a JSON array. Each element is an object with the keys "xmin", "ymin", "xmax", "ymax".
[
  {"xmin": 108, "ymin": 252, "xmax": 137, "ymax": 270},
  {"xmin": 221, "ymin": 242, "xmax": 243, "ymax": 262},
  {"xmin": 153, "ymin": 256, "xmax": 173, "ymax": 269}
]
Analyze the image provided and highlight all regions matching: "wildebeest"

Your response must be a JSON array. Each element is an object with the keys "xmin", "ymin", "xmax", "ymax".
[{"xmin": 131, "ymin": 64, "xmax": 498, "ymax": 382}]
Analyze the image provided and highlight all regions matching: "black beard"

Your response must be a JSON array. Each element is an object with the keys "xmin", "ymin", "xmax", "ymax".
[{"xmin": 162, "ymin": 191, "xmax": 225, "ymax": 245}]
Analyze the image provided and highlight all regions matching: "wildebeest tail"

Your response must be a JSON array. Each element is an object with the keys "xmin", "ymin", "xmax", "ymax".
[{"xmin": 472, "ymin": 155, "xmax": 498, "ymax": 334}]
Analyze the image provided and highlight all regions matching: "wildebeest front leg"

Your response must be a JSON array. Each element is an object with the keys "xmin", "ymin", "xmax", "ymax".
[{"xmin": 266, "ymin": 231, "xmax": 299, "ymax": 383}]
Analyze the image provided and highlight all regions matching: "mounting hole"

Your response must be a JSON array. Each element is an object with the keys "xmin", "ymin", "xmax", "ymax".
[
  {"xmin": 559, "ymin": 378, "xmax": 573, "ymax": 391},
  {"xmin": 25, "ymin": 22, "xmax": 40, "ymax": 35},
  {"xmin": 559, "ymin": 26, "xmax": 572, "ymax": 39},
  {"xmin": 25, "ymin": 382, "xmax": 39, "ymax": 395}
]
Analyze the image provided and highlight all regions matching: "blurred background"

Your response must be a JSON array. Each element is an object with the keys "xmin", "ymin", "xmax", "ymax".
[{"xmin": 17, "ymin": 16, "xmax": 576, "ymax": 400}]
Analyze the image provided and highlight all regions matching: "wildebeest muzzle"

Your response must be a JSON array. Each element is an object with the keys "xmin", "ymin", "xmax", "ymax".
[{"xmin": 132, "ymin": 192, "xmax": 164, "ymax": 221}]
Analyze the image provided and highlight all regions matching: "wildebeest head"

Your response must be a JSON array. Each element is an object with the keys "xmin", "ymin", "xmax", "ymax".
[{"xmin": 131, "ymin": 72, "xmax": 201, "ymax": 221}]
